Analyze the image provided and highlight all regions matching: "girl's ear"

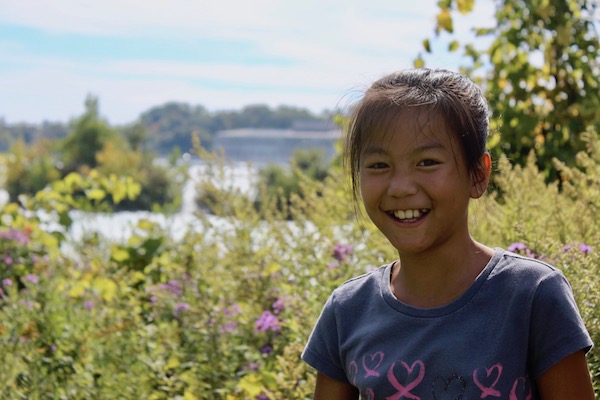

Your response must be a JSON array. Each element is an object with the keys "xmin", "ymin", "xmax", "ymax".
[{"xmin": 470, "ymin": 152, "xmax": 491, "ymax": 199}]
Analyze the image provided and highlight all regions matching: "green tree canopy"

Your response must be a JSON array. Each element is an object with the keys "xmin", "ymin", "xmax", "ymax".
[
  {"xmin": 417, "ymin": 0, "xmax": 600, "ymax": 179},
  {"xmin": 61, "ymin": 96, "xmax": 121, "ymax": 172}
]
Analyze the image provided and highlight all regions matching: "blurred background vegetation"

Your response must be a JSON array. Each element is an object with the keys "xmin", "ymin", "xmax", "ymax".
[{"xmin": 0, "ymin": 0, "xmax": 598, "ymax": 397}]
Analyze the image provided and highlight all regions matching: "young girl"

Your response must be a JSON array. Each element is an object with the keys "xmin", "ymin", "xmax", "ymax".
[{"xmin": 302, "ymin": 68, "xmax": 594, "ymax": 399}]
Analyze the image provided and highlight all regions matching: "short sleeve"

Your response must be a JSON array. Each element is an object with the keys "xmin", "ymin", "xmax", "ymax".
[
  {"xmin": 528, "ymin": 270, "xmax": 593, "ymax": 378},
  {"xmin": 301, "ymin": 293, "xmax": 350, "ymax": 382}
]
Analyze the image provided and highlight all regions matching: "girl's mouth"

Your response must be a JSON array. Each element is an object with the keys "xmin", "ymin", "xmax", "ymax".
[{"xmin": 389, "ymin": 209, "xmax": 430, "ymax": 223}]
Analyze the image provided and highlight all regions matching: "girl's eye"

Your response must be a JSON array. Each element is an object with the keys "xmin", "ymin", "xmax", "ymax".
[
  {"xmin": 367, "ymin": 162, "xmax": 388, "ymax": 170},
  {"xmin": 418, "ymin": 159, "xmax": 439, "ymax": 167}
]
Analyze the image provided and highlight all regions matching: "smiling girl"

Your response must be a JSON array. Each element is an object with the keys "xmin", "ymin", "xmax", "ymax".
[{"xmin": 302, "ymin": 68, "xmax": 594, "ymax": 399}]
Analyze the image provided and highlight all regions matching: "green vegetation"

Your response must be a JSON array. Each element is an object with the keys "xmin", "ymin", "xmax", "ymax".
[
  {"xmin": 0, "ymin": 133, "xmax": 598, "ymax": 398},
  {"xmin": 0, "ymin": 0, "xmax": 597, "ymax": 397},
  {"xmin": 4, "ymin": 96, "xmax": 182, "ymax": 212},
  {"xmin": 416, "ymin": 0, "xmax": 599, "ymax": 181}
]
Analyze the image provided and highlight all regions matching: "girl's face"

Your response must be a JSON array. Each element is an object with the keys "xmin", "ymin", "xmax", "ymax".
[{"xmin": 359, "ymin": 110, "xmax": 487, "ymax": 256}]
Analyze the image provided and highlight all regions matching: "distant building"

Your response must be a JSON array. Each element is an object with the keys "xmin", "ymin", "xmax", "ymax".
[{"xmin": 213, "ymin": 121, "xmax": 342, "ymax": 165}]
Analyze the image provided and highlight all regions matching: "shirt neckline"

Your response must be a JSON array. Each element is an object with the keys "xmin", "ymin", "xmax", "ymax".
[{"xmin": 381, "ymin": 247, "xmax": 505, "ymax": 318}]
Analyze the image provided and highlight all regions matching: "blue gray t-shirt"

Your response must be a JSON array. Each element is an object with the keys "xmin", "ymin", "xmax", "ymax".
[{"xmin": 302, "ymin": 248, "xmax": 592, "ymax": 399}]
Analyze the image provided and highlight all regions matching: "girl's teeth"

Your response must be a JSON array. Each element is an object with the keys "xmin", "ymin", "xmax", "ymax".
[{"xmin": 394, "ymin": 209, "xmax": 423, "ymax": 220}]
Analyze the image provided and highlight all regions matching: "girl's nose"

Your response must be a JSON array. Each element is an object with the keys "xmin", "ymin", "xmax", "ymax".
[{"xmin": 386, "ymin": 172, "xmax": 418, "ymax": 198}]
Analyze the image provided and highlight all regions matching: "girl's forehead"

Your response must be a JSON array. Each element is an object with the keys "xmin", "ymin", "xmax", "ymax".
[{"xmin": 362, "ymin": 109, "xmax": 451, "ymax": 147}]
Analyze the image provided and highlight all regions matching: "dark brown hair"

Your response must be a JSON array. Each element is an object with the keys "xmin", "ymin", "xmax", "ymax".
[{"xmin": 345, "ymin": 68, "xmax": 490, "ymax": 199}]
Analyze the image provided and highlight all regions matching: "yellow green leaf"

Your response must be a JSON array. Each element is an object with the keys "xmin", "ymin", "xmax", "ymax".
[
  {"xmin": 456, "ymin": 0, "xmax": 475, "ymax": 14},
  {"xmin": 423, "ymin": 38, "xmax": 431, "ymax": 53},
  {"xmin": 86, "ymin": 188, "xmax": 106, "ymax": 201},
  {"xmin": 436, "ymin": 9, "xmax": 453, "ymax": 33}
]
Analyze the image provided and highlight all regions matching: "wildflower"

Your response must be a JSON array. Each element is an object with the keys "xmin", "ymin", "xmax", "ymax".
[
  {"xmin": 85, "ymin": 300, "xmax": 95, "ymax": 310},
  {"xmin": 2, "ymin": 278, "xmax": 12, "ymax": 287},
  {"xmin": 508, "ymin": 242, "xmax": 527, "ymax": 252},
  {"xmin": 51, "ymin": 344, "xmax": 57, "ymax": 352},
  {"xmin": 173, "ymin": 302, "xmax": 190, "ymax": 317},
  {"xmin": 160, "ymin": 280, "xmax": 182, "ymax": 297},
  {"xmin": 254, "ymin": 310, "xmax": 281, "ymax": 332},
  {"xmin": 332, "ymin": 243, "xmax": 353, "ymax": 262},
  {"xmin": 256, "ymin": 394, "xmax": 269, "ymax": 400},
  {"xmin": 220, "ymin": 321, "xmax": 238, "ymax": 334},
  {"xmin": 0, "ymin": 229, "xmax": 29, "ymax": 245},
  {"xmin": 224, "ymin": 303, "xmax": 241, "ymax": 317},
  {"xmin": 246, "ymin": 362, "xmax": 259, "ymax": 372},
  {"xmin": 25, "ymin": 274, "xmax": 38, "ymax": 284},
  {"xmin": 260, "ymin": 344, "xmax": 273, "ymax": 355},
  {"xmin": 579, "ymin": 243, "xmax": 592, "ymax": 254},
  {"xmin": 327, "ymin": 262, "xmax": 338, "ymax": 269},
  {"xmin": 562, "ymin": 245, "xmax": 572, "ymax": 253},
  {"xmin": 272, "ymin": 297, "xmax": 290, "ymax": 315},
  {"xmin": 150, "ymin": 295, "xmax": 158, "ymax": 305},
  {"xmin": 3, "ymin": 256, "xmax": 12, "ymax": 265}
]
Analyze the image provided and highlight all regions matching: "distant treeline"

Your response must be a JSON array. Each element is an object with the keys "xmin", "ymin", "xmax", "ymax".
[{"xmin": 0, "ymin": 101, "xmax": 332, "ymax": 155}]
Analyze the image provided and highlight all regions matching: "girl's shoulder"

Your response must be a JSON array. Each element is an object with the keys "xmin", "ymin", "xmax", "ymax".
[
  {"xmin": 492, "ymin": 248, "xmax": 562, "ymax": 279},
  {"xmin": 329, "ymin": 263, "xmax": 392, "ymax": 303}
]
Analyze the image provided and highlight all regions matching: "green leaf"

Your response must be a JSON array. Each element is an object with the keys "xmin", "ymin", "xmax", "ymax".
[{"xmin": 86, "ymin": 188, "xmax": 106, "ymax": 201}]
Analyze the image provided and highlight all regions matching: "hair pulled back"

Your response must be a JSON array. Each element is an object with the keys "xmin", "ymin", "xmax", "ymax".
[{"xmin": 345, "ymin": 68, "xmax": 490, "ymax": 199}]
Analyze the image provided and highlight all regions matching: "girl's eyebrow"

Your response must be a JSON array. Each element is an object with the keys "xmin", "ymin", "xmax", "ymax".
[{"xmin": 361, "ymin": 142, "xmax": 446, "ymax": 156}]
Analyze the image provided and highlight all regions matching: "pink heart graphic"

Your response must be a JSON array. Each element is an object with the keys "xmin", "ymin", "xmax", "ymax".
[
  {"xmin": 473, "ymin": 363, "xmax": 503, "ymax": 398},
  {"xmin": 386, "ymin": 360, "xmax": 425, "ymax": 400},
  {"xmin": 348, "ymin": 360, "xmax": 359, "ymax": 386},
  {"xmin": 509, "ymin": 377, "xmax": 532, "ymax": 400},
  {"xmin": 362, "ymin": 352, "xmax": 385, "ymax": 378},
  {"xmin": 362, "ymin": 388, "xmax": 375, "ymax": 400}
]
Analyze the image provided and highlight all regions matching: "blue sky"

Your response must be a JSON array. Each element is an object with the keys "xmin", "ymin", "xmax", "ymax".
[{"xmin": 0, "ymin": 0, "xmax": 494, "ymax": 125}]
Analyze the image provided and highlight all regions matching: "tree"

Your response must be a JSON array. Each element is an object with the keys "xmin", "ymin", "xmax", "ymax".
[
  {"xmin": 417, "ymin": 0, "xmax": 600, "ymax": 180},
  {"xmin": 61, "ymin": 95, "xmax": 121, "ymax": 172}
]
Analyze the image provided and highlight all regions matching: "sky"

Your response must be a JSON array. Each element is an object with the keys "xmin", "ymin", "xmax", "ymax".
[{"xmin": 0, "ymin": 0, "xmax": 495, "ymax": 125}]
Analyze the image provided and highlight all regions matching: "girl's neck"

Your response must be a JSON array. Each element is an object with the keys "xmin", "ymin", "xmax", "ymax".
[{"xmin": 390, "ymin": 240, "xmax": 494, "ymax": 308}]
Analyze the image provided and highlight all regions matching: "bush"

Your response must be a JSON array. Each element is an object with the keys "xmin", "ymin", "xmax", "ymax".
[{"xmin": 0, "ymin": 131, "xmax": 598, "ymax": 398}]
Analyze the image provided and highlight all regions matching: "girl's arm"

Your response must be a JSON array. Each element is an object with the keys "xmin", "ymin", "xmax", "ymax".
[
  {"xmin": 314, "ymin": 372, "xmax": 359, "ymax": 400},
  {"xmin": 536, "ymin": 350, "xmax": 595, "ymax": 399}
]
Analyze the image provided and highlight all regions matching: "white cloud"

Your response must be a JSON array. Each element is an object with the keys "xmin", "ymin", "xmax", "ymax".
[{"xmin": 0, "ymin": 0, "xmax": 496, "ymax": 124}]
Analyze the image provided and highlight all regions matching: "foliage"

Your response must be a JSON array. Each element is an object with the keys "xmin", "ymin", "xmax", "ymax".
[
  {"xmin": 140, "ymin": 102, "xmax": 330, "ymax": 154},
  {"xmin": 4, "ymin": 139, "xmax": 61, "ymax": 203},
  {"xmin": 60, "ymin": 96, "xmax": 122, "ymax": 173},
  {"xmin": 3, "ymin": 97, "xmax": 182, "ymax": 212},
  {"xmin": 417, "ymin": 0, "xmax": 600, "ymax": 180},
  {"xmin": 0, "ymin": 130, "xmax": 598, "ymax": 398},
  {"xmin": 251, "ymin": 148, "xmax": 332, "ymax": 217}
]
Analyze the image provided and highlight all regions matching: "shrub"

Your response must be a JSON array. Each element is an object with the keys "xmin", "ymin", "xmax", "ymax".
[{"xmin": 0, "ymin": 131, "xmax": 598, "ymax": 398}]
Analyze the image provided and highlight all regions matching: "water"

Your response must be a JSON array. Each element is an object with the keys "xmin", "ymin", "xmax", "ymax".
[{"xmin": 2, "ymin": 162, "xmax": 259, "ymax": 244}]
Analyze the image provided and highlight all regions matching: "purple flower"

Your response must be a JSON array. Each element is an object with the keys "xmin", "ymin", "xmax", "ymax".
[
  {"xmin": 508, "ymin": 242, "xmax": 527, "ymax": 252},
  {"xmin": 327, "ymin": 262, "xmax": 338, "ymax": 269},
  {"xmin": 85, "ymin": 300, "xmax": 94, "ymax": 310},
  {"xmin": 160, "ymin": 280, "xmax": 182, "ymax": 297},
  {"xmin": 260, "ymin": 344, "xmax": 273, "ymax": 355},
  {"xmin": 173, "ymin": 302, "xmax": 190, "ymax": 317},
  {"xmin": 254, "ymin": 310, "xmax": 281, "ymax": 332},
  {"xmin": 50, "ymin": 344, "xmax": 57, "ymax": 352},
  {"xmin": 220, "ymin": 321, "xmax": 238, "ymax": 334},
  {"xmin": 25, "ymin": 274, "xmax": 38, "ymax": 284},
  {"xmin": 2, "ymin": 278, "xmax": 12, "ymax": 287},
  {"xmin": 3, "ymin": 256, "xmax": 12, "ymax": 266},
  {"xmin": 579, "ymin": 243, "xmax": 592, "ymax": 254},
  {"xmin": 256, "ymin": 394, "xmax": 269, "ymax": 400},
  {"xmin": 562, "ymin": 245, "xmax": 572, "ymax": 253},
  {"xmin": 333, "ymin": 243, "xmax": 353, "ymax": 261},
  {"xmin": 272, "ymin": 297, "xmax": 290, "ymax": 315},
  {"xmin": 0, "ymin": 229, "xmax": 29, "ymax": 245},
  {"xmin": 224, "ymin": 303, "xmax": 241, "ymax": 317}
]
